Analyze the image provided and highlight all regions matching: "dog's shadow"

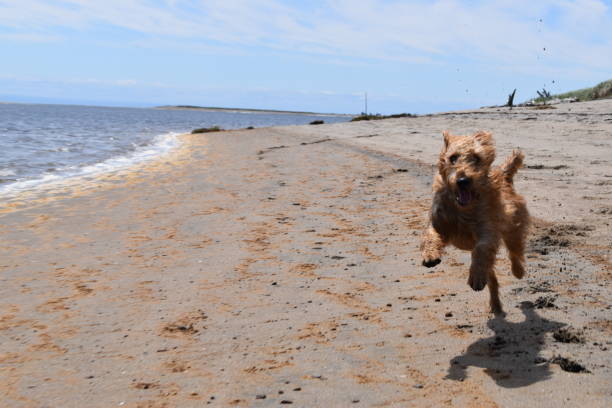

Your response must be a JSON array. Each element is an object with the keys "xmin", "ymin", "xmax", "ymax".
[{"xmin": 446, "ymin": 301, "xmax": 564, "ymax": 388}]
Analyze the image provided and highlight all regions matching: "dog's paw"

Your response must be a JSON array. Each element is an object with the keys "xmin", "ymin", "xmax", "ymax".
[
  {"xmin": 422, "ymin": 258, "xmax": 441, "ymax": 268},
  {"xmin": 511, "ymin": 261, "xmax": 525, "ymax": 279},
  {"xmin": 490, "ymin": 300, "xmax": 504, "ymax": 316},
  {"xmin": 491, "ymin": 307, "xmax": 506, "ymax": 317},
  {"xmin": 467, "ymin": 273, "xmax": 487, "ymax": 291}
]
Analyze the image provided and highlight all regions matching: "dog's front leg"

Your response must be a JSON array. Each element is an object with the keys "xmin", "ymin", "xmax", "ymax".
[
  {"xmin": 468, "ymin": 230, "xmax": 499, "ymax": 291},
  {"xmin": 421, "ymin": 225, "xmax": 445, "ymax": 267}
]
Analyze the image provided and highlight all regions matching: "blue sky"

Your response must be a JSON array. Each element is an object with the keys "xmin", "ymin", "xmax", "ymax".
[{"xmin": 0, "ymin": 0, "xmax": 611, "ymax": 113}]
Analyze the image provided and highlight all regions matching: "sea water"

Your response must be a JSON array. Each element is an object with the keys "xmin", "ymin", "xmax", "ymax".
[{"xmin": 0, "ymin": 103, "xmax": 350, "ymax": 197}]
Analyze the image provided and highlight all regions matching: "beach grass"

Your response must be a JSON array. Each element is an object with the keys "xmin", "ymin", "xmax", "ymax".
[{"xmin": 534, "ymin": 79, "xmax": 612, "ymax": 103}]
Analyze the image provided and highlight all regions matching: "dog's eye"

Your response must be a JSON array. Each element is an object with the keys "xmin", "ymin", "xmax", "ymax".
[
  {"xmin": 472, "ymin": 155, "xmax": 481, "ymax": 165},
  {"xmin": 449, "ymin": 154, "xmax": 459, "ymax": 164}
]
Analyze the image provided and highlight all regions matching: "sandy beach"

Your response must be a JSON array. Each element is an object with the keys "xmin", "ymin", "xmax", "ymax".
[{"xmin": 1, "ymin": 100, "xmax": 611, "ymax": 407}]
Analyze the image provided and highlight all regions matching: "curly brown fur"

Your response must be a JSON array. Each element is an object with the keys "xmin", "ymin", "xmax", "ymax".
[{"xmin": 420, "ymin": 130, "xmax": 529, "ymax": 314}]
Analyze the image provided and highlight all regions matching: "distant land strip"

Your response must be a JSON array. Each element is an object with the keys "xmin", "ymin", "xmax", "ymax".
[{"xmin": 155, "ymin": 105, "xmax": 353, "ymax": 117}]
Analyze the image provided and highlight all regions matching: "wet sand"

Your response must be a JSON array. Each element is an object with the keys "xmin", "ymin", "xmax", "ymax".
[{"xmin": 1, "ymin": 100, "xmax": 611, "ymax": 407}]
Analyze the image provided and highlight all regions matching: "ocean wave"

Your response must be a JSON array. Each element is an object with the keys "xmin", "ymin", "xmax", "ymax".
[
  {"xmin": 0, "ymin": 132, "xmax": 181, "ymax": 198},
  {"xmin": 0, "ymin": 169, "xmax": 16, "ymax": 177},
  {"xmin": 50, "ymin": 146, "xmax": 72, "ymax": 152}
]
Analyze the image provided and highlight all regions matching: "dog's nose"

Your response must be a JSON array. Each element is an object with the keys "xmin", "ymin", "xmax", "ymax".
[{"xmin": 457, "ymin": 177, "xmax": 471, "ymax": 188}]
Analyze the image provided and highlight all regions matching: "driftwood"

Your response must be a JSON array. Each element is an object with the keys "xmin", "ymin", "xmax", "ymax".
[
  {"xmin": 506, "ymin": 89, "xmax": 517, "ymax": 108},
  {"xmin": 537, "ymin": 88, "xmax": 551, "ymax": 100}
]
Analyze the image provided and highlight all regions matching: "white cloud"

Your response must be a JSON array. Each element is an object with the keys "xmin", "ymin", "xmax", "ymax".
[
  {"xmin": 0, "ymin": 0, "xmax": 610, "ymax": 75},
  {"xmin": 0, "ymin": 32, "xmax": 62, "ymax": 42},
  {"xmin": 0, "ymin": 74, "xmax": 152, "ymax": 88}
]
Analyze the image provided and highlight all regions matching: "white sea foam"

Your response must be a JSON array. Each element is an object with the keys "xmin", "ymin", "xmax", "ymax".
[
  {"xmin": 0, "ymin": 169, "xmax": 16, "ymax": 177},
  {"xmin": 0, "ymin": 132, "xmax": 181, "ymax": 198}
]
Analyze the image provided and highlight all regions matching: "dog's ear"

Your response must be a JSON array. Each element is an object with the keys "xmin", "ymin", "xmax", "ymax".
[
  {"xmin": 442, "ymin": 131, "xmax": 451, "ymax": 149},
  {"xmin": 474, "ymin": 131, "xmax": 495, "ymax": 165},
  {"xmin": 473, "ymin": 131, "xmax": 493, "ymax": 147}
]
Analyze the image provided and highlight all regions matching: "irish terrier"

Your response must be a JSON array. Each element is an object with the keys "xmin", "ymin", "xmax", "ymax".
[{"xmin": 421, "ymin": 130, "xmax": 529, "ymax": 314}]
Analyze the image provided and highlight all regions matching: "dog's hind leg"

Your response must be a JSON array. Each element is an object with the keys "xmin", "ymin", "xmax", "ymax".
[
  {"xmin": 503, "ymin": 201, "xmax": 529, "ymax": 279},
  {"xmin": 487, "ymin": 268, "xmax": 503, "ymax": 315},
  {"xmin": 504, "ymin": 232, "xmax": 526, "ymax": 279}
]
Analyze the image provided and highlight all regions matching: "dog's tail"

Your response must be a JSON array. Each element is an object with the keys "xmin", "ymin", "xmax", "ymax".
[{"xmin": 500, "ymin": 149, "xmax": 524, "ymax": 184}]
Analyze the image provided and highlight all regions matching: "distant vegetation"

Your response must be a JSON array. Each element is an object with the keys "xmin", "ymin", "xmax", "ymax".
[
  {"xmin": 350, "ymin": 112, "xmax": 416, "ymax": 122},
  {"xmin": 191, "ymin": 126, "xmax": 222, "ymax": 134},
  {"xmin": 533, "ymin": 79, "xmax": 612, "ymax": 103}
]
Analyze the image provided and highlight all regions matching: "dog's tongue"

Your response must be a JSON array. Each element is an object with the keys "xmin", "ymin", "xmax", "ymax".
[{"xmin": 458, "ymin": 189, "xmax": 471, "ymax": 206}]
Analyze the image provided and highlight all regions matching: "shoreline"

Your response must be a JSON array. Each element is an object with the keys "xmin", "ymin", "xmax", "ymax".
[
  {"xmin": 0, "ymin": 132, "xmax": 186, "ymax": 214},
  {"xmin": 1, "ymin": 100, "xmax": 610, "ymax": 407},
  {"xmin": 0, "ymin": 103, "xmax": 355, "ymax": 209}
]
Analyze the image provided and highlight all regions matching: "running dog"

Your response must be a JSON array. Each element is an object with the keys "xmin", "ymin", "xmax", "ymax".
[{"xmin": 421, "ymin": 130, "xmax": 529, "ymax": 314}]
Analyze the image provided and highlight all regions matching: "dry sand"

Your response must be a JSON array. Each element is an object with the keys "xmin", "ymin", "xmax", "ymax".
[{"xmin": 1, "ymin": 100, "xmax": 610, "ymax": 407}]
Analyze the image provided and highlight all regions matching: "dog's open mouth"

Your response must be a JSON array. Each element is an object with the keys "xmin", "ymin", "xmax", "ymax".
[{"xmin": 456, "ymin": 189, "xmax": 472, "ymax": 206}]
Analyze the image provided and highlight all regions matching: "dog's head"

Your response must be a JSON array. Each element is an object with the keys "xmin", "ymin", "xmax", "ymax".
[{"xmin": 437, "ymin": 130, "xmax": 495, "ymax": 208}]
